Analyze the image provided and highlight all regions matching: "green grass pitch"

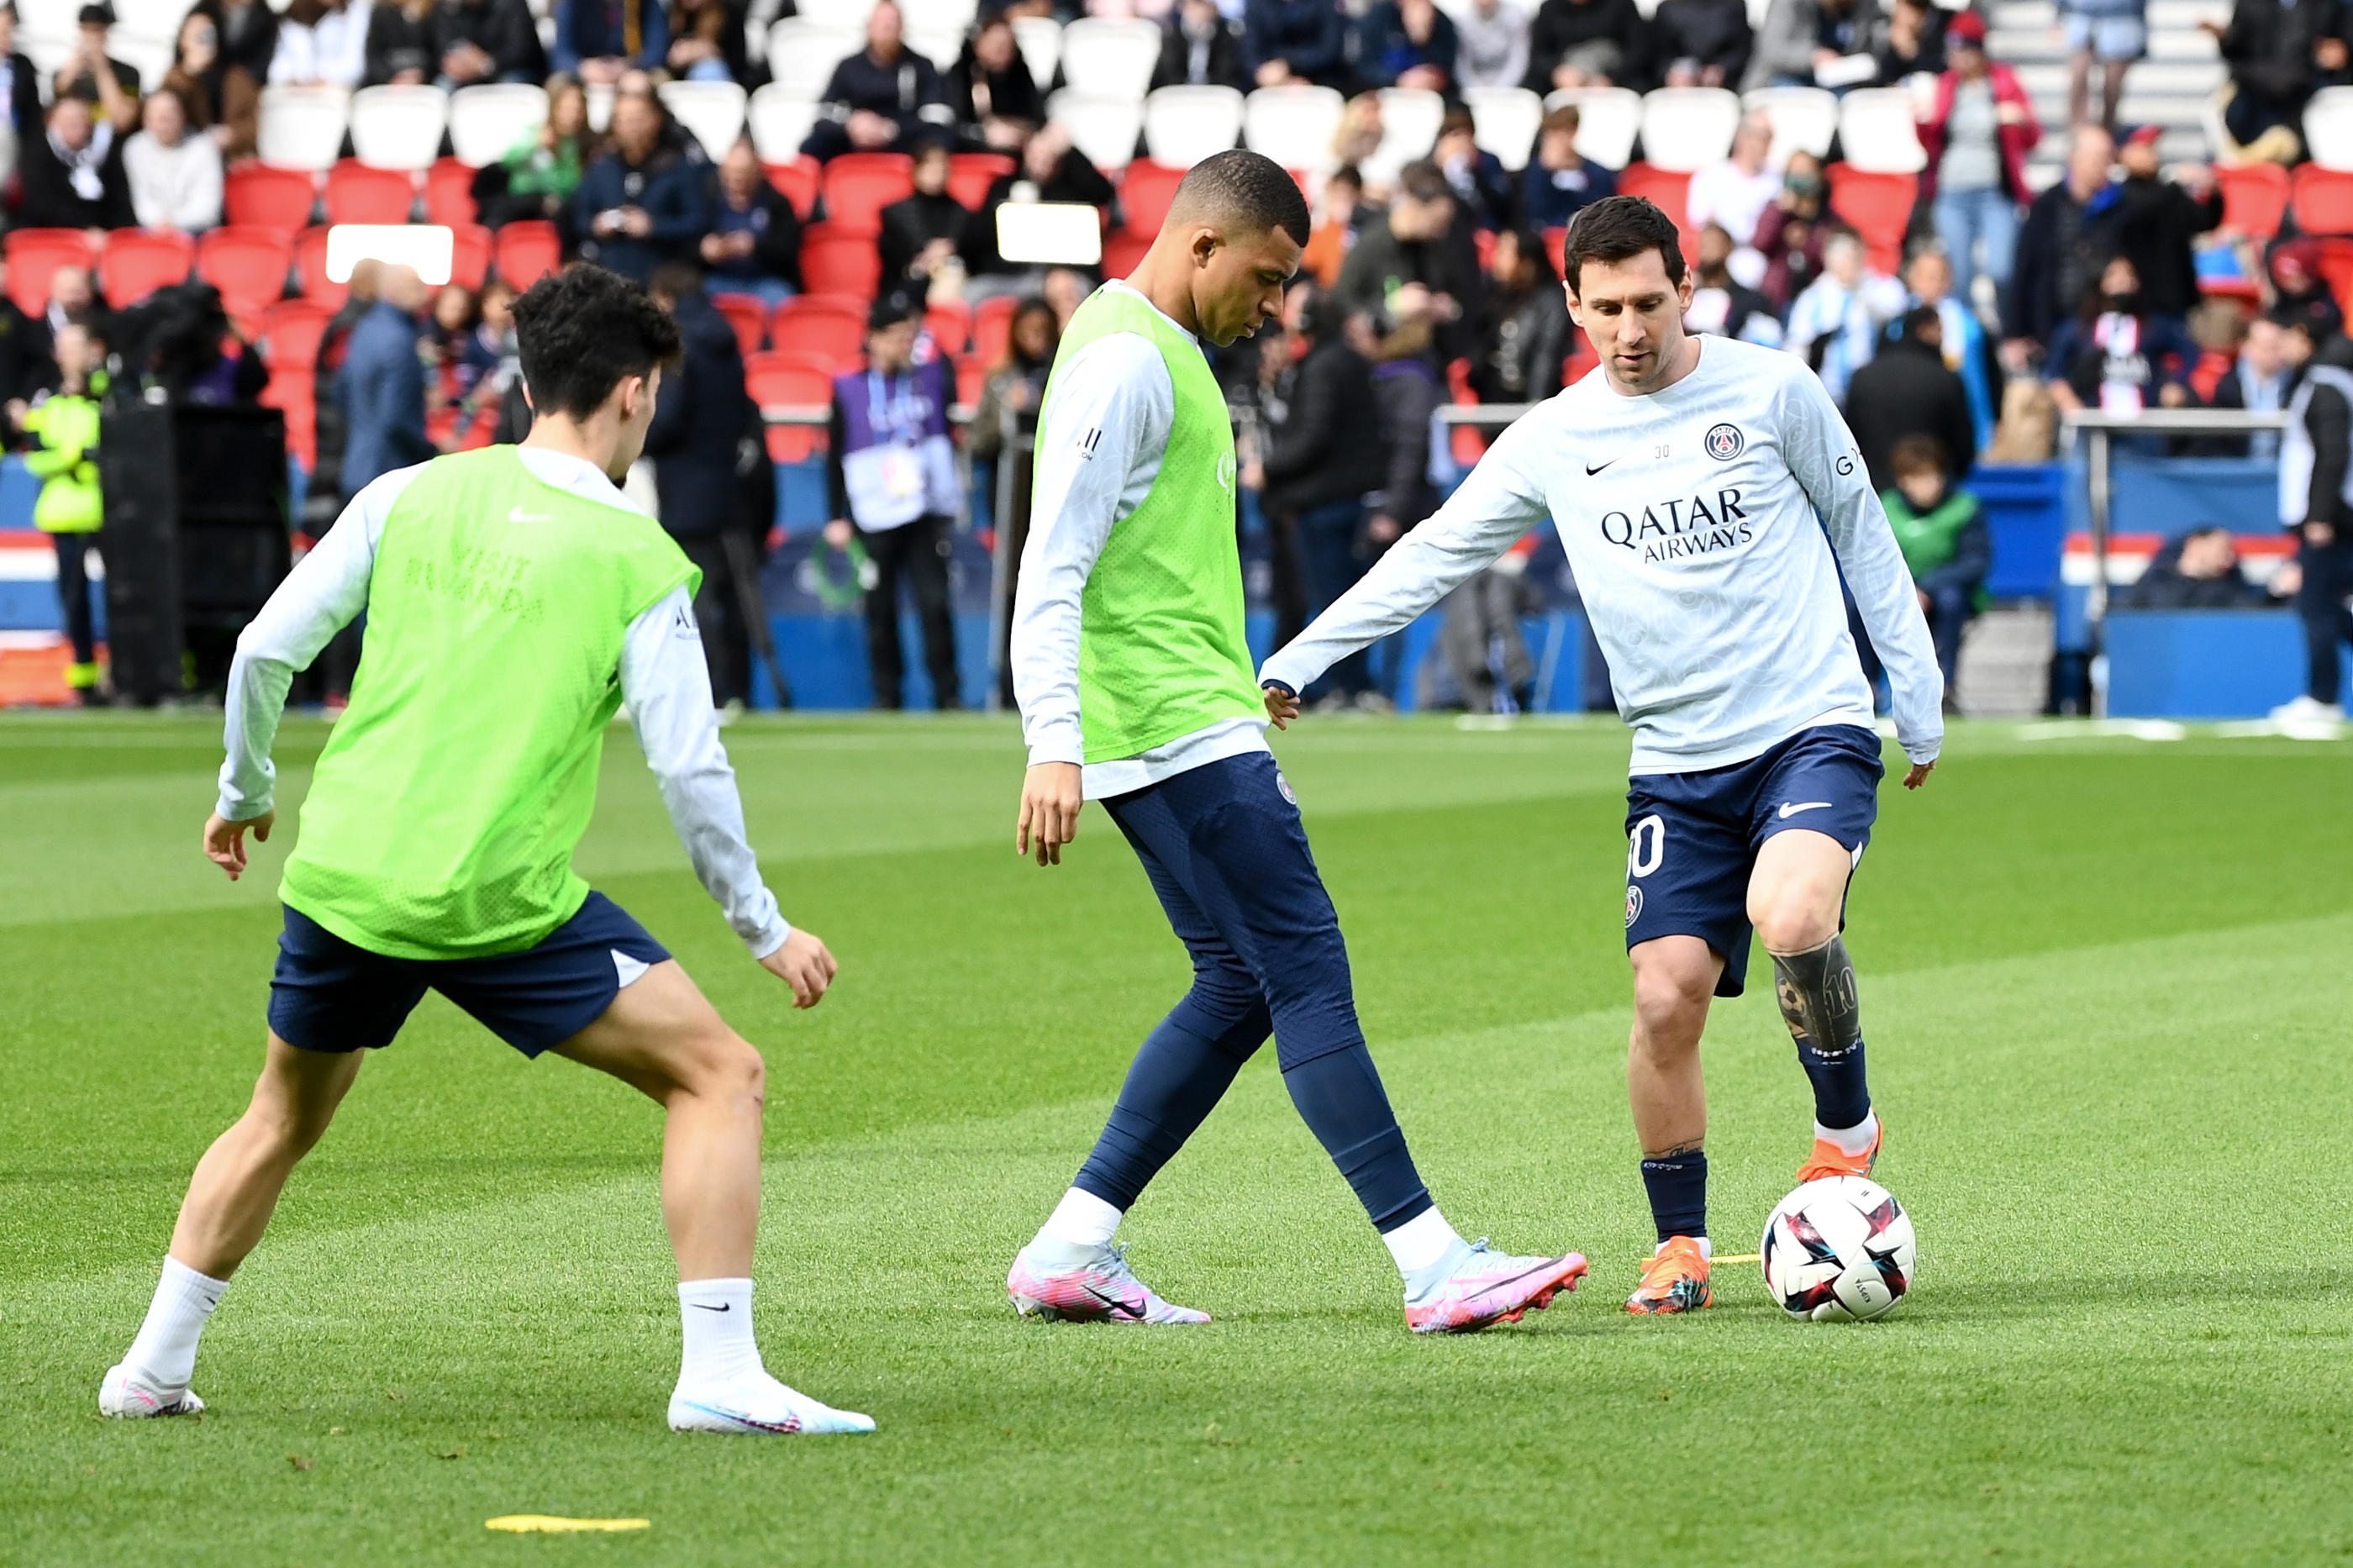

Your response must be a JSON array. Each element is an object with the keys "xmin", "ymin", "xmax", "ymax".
[{"xmin": 5, "ymin": 712, "xmax": 2353, "ymax": 1565}]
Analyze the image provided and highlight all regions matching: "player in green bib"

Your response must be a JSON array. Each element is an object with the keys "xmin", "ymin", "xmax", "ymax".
[
  {"xmin": 99, "ymin": 266, "xmax": 871, "ymax": 1437},
  {"xmin": 1002, "ymin": 150, "xmax": 1587, "ymax": 1333}
]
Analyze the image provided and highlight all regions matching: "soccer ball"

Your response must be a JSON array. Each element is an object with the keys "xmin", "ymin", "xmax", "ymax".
[{"xmin": 1760, "ymin": 1176, "xmax": 1917, "ymax": 1322}]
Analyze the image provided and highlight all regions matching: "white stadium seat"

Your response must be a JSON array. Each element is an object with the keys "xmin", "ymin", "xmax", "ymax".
[
  {"xmin": 1465, "ymin": 85, "xmax": 1542, "ymax": 171},
  {"xmin": 1012, "ymin": 15, "xmax": 1061, "ymax": 89},
  {"xmin": 1243, "ymin": 84, "xmax": 1345, "ymax": 174},
  {"xmin": 1056, "ymin": 18, "xmax": 1160, "ymax": 99},
  {"xmin": 905, "ymin": 24, "xmax": 966, "ymax": 67},
  {"xmin": 256, "ymin": 85, "xmax": 350, "ymax": 172},
  {"xmin": 447, "ymin": 83, "xmax": 547, "ymax": 168},
  {"xmin": 793, "ymin": 0, "xmax": 876, "ymax": 27},
  {"xmin": 1048, "ymin": 89, "xmax": 1141, "ymax": 170},
  {"xmin": 768, "ymin": 18, "xmax": 863, "ymax": 97},
  {"xmin": 1639, "ymin": 87, "xmax": 1740, "ymax": 171},
  {"xmin": 659, "ymin": 78, "xmax": 748, "ymax": 160},
  {"xmin": 107, "ymin": 0, "xmax": 182, "ymax": 42},
  {"xmin": 587, "ymin": 80, "xmax": 614, "ymax": 133},
  {"xmin": 1544, "ymin": 86, "xmax": 1640, "ymax": 169},
  {"xmin": 1742, "ymin": 85, "xmax": 1838, "ymax": 162},
  {"xmin": 349, "ymin": 84, "xmax": 449, "ymax": 171},
  {"xmin": 748, "ymin": 85, "xmax": 822, "ymax": 161},
  {"xmin": 111, "ymin": 31, "xmax": 172, "ymax": 91},
  {"xmin": 1364, "ymin": 86, "xmax": 1444, "ymax": 186},
  {"xmin": 899, "ymin": 0, "xmax": 978, "ymax": 41},
  {"xmin": 1143, "ymin": 85, "xmax": 1243, "ymax": 168},
  {"xmin": 2305, "ymin": 87, "xmax": 2353, "ymax": 171},
  {"xmin": 1834, "ymin": 87, "xmax": 1925, "ymax": 172}
]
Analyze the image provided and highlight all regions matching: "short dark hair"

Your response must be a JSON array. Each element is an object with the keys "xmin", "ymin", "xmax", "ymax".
[
  {"xmin": 1889, "ymin": 433, "xmax": 1947, "ymax": 478},
  {"xmin": 1900, "ymin": 303, "xmax": 1941, "ymax": 342},
  {"xmin": 1396, "ymin": 159, "xmax": 1451, "ymax": 205},
  {"xmin": 511, "ymin": 264, "xmax": 682, "ymax": 421},
  {"xmin": 646, "ymin": 260, "xmax": 703, "ymax": 302},
  {"xmin": 1169, "ymin": 148, "xmax": 1311, "ymax": 245},
  {"xmin": 1562, "ymin": 195, "xmax": 1687, "ymax": 293}
]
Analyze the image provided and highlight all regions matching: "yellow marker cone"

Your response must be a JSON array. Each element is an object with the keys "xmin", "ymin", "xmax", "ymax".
[{"xmin": 486, "ymin": 1516, "xmax": 651, "ymax": 1534}]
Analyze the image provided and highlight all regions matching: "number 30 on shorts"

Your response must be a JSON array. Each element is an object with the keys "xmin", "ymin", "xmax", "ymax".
[{"xmin": 1627, "ymin": 814, "xmax": 1665, "ymax": 877}]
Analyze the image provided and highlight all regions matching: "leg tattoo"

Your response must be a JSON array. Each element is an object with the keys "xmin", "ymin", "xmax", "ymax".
[{"xmin": 1771, "ymin": 934, "xmax": 1861, "ymax": 1058}]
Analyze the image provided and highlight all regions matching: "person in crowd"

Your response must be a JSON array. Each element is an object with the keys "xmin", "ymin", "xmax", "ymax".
[
  {"xmin": 1743, "ymin": 0, "xmax": 1882, "ymax": 91},
  {"xmin": 1751, "ymin": 146, "xmax": 1829, "ymax": 311},
  {"xmin": 1525, "ymin": 0, "xmax": 1651, "ymax": 89},
  {"xmin": 42, "ymin": 264, "xmax": 109, "ymax": 345},
  {"xmin": 2272, "ymin": 316, "xmax": 2353, "ymax": 724},
  {"xmin": 2109, "ymin": 124, "xmax": 2219, "ymax": 328},
  {"xmin": 578, "ymin": 87, "xmax": 711, "ymax": 281},
  {"xmin": 2204, "ymin": 311, "xmax": 2292, "ymax": 457},
  {"xmin": 1454, "ymin": 0, "xmax": 1529, "ymax": 89},
  {"xmin": 2044, "ymin": 252, "xmax": 2194, "ymax": 415},
  {"xmin": 1520, "ymin": 102, "xmax": 1616, "ymax": 229},
  {"xmin": 271, "ymin": 0, "xmax": 371, "ymax": 87},
  {"xmin": 1153, "ymin": 0, "xmax": 1249, "ymax": 90},
  {"xmin": 1846, "ymin": 304, "xmax": 1977, "ymax": 492},
  {"xmin": 1332, "ymin": 90, "xmax": 1385, "ymax": 171},
  {"xmin": 2005, "ymin": 123, "xmax": 2119, "ymax": 366},
  {"xmin": 441, "ymin": 276, "xmax": 514, "ymax": 442},
  {"xmin": 824, "ymin": 289, "xmax": 961, "ymax": 709},
  {"xmin": 302, "ymin": 257, "xmax": 376, "ymax": 549},
  {"xmin": 803, "ymin": 0, "xmax": 955, "ymax": 160},
  {"xmin": 879, "ymin": 138, "xmax": 969, "ymax": 287},
  {"xmin": 2267, "ymin": 238, "xmax": 2345, "ymax": 345},
  {"xmin": 1471, "ymin": 225, "xmax": 1570, "ymax": 402},
  {"xmin": 970, "ymin": 296, "xmax": 1058, "ymax": 705},
  {"xmin": 1250, "ymin": 284, "xmax": 1389, "ymax": 708},
  {"xmin": 2060, "ymin": 0, "xmax": 2141, "ymax": 130},
  {"xmin": 645, "ymin": 261, "xmax": 763, "ymax": 711},
  {"xmin": 1355, "ymin": 0, "xmax": 1457, "ymax": 92},
  {"xmin": 950, "ymin": 13, "xmax": 1044, "ymax": 146},
  {"xmin": 2210, "ymin": 0, "xmax": 2339, "ymax": 162},
  {"xmin": 1687, "ymin": 112, "xmax": 1778, "ymax": 289},
  {"xmin": 433, "ymin": 0, "xmax": 545, "ymax": 85},
  {"xmin": 663, "ymin": 0, "xmax": 746, "ymax": 83},
  {"xmin": 55, "ymin": 3, "xmax": 140, "ymax": 121},
  {"xmin": 0, "ymin": 260, "xmax": 51, "ymax": 400},
  {"xmin": 425, "ymin": 279, "xmax": 480, "ymax": 436},
  {"xmin": 0, "ymin": 3, "xmax": 44, "ymax": 142},
  {"xmin": 1302, "ymin": 164, "xmax": 1378, "ymax": 286},
  {"xmin": 551, "ymin": 0, "xmax": 669, "ymax": 81},
  {"xmin": 1916, "ymin": 10, "xmax": 2036, "ymax": 308},
  {"xmin": 1877, "ymin": 432, "xmax": 1987, "ymax": 703},
  {"xmin": 473, "ymin": 72, "xmax": 594, "ymax": 234},
  {"xmin": 363, "ymin": 0, "xmax": 434, "ymax": 82},
  {"xmin": 122, "ymin": 85, "xmax": 223, "ymax": 232},
  {"xmin": 338, "ymin": 263, "xmax": 434, "ymax": 504},
  {"xmin": 166, "ymin": 6, "xmax": 263, "ymax": 157},
  {"xmin": 1655, "ymin": 0, "xmax": 1750, "ymax": 87},
  {"xmin": 1040, "ymin": 264, "xmax": 1090, "ymax": 329},
  {"xmin": 1903, "ymin": 245, "xmax": 1998, "ymax": 450},
  {"xmin": 1433, "ymin": 106, "xmax": 1512, "ymax": 233},
  {"xmin": 1872, "ymin": 0, "xmax": 1943, "ymax": 81},
  {"xmin": 1356, "ymin": 308, "xmax": 1442, "ymax": 581},
  {"xmin": 2120, "ymin": 523, "xmax": 2277, "ymax": 607},
  {"xmin": 1334, "ymin": 160, "xmax": 1482, "ymax": 365},
  {"xmin": 702, "ymin": 134, "xmax": 803, "ymax": 305},
  {"xmin": 1243, "ymin": 0, "xmax": 1351, "ymax": 89},
  {"xmin": 20, "ymin": 95, "xmax": 133, "ymax": 232},
  {"xmin": 961, "ymin": 122, "xmax": 1117, "ymax": 293},
  {"xmin": 189, "ymin": 0, "xmax": 281, "ymax": 88},
  {"xmin": 16, "ymin": 321, "xmax": 107, "ymax": 706},
  {"xmin": 1785, "ymin": 226, "xmax": 1904, "ymax": 406},
  {"xmin": 1685, "ymin": 218, "xmax": 1782, "ymax": 345}
]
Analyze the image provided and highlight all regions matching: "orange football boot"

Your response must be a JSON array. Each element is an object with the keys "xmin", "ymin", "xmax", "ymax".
[
  {"xmin": 1625, "ymin": 1235, "xmax": 1712, "ymax": 1314},
  {"xmin": 1796, "ymin": 1117, "xmax": 1883, "ymax": 1183}
]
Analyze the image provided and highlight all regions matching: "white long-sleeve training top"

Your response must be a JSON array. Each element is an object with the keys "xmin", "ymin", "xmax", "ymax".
[
  {"xmin": 1010, "ymin": 282, "xmax": 1268, "ymax": 799},
  {"xmin": 214, "ymin": 447, "xmax": 792, "ymax": 959},
  {"xmin": 1261, "ymin": 335, "xmax": 1945, "ymax": 775}
]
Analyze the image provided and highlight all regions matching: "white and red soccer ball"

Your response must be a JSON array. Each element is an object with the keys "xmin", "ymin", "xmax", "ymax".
[{"xmin": 1760, "ymin": 1176, "xmax": 1917, "ymax": 1322}]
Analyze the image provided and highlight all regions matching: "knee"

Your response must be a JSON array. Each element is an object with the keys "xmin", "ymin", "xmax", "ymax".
[
  {"xmin": 678, "ymin": 1029, "xmax": 766, "ymax": 1110},
  {"xmin": 1751, "ymin": 891, "xmax": 1838, "ymax": 955},
  {"xmin": 1630, "ymin": 957, "xmax": 1713, "ymax": 1050}
]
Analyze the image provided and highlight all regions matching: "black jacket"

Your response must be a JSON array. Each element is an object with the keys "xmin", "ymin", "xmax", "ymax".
[
  {"xmin": 1524, "ymin": 0, "xmax": 1652, "ymax": 89},
  {"xmin": 430, "ymin": 0, "xmax": 548, "ymax": 82},
  {"xmin": 2301, "ymin": 334, "xmax": 2353, "ymax": 527},
  {"xmin": 18, "ymin": 129, "xmax": 134, "ymax": 230},
  {"xmin": 1471, "ymin": 282, "xmax": 1571, "ymax": 403},
  {"xmin": 1651, "ymin": 0, "xmax": 1750, "ymax": 82},
  {"xmin": 877, "ymin": 190, "xmax": 970, "ymax": 282},
  {"xmin": 947, "ymin": 47, "xmax": 1045, "ymax": 131},
  {"xmin": 2221, "ymin": 0, "xmax": 2337, "ymax": 103},
  {"xmin": 1331, "ymin": 216, "xmax": 1486, "ymax": 362},
  {"xmin": 0, "ymin": 53, "xmax": 40, "ymax": 139},
  {"xmin": 1842, "ymin": 335, "xmax": 1977, "ymax": 492},
  {"xmin": 366, "ymin": 3, "xmax": 436, "ymax": 83},
  {"xmin": 1150, "ymin": 13, "xmax": 1248, "ymax": 88},
  {"xmin": 708, "ymin": 178, "xmax": 803, "ymax": 292},
  {"xmin": 1263, "ymin": 337, "xmax": 1388, "ymax": 514},
  {"xmin": 2118, "ymin": 535, "xmax": 2274, "ymax": 608},
  {"xmin": 2112, "ymin": 174, "xmax": 2223, "ymax": 320},
  {"xmin": 643, "ymin": 289, "xmax": 755, "ymax": 539},
  {"xmin": 961, "ymin": 153, "xmax": 1117, "ymax": 275},
  {"xmin": 819, "ymin": 46, "xmax": 955, "ymax": 143},
  {"xmin": 2004, "ymin": 180, "xmax": 2120, "ymax": 348}
]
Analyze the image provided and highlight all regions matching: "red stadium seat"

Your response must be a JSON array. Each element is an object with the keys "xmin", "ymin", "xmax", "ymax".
[
  {"xmin": 1118, "ymin": 160, "xmax": 1185, "ymax": 239},
  {"xmin": 1617, "ymin": 162, "xmax": 1697, "ymax": 259},
  {"xmin": 450, "ymin": 223, "xmax": 491, "ymax": 290},
  {"xmin": 2292, "ymin": 164, "xmax": 2353, "ymax": 236},
  {"xmin": 924, "ymin": 297, "xmax": 969, "ymax": 355},
  {"xmin": 424, "ymin": 156, "xmax": 476, "ymax": 228},
  {"xmin": 2218, "ymin": 161, "xmax": 2290, "ymax": 241},
  {"xmin": 820, "ymin": 152, "xmax": 913, "ymax": 236},
  {"xmin": 764, "ymin": 155, "xmax": 819, "ymax": 218},
  {"xmin": 292, "ymin": 225, "xmax": 344, "ymax": 307},
  {"xmin": 224, "ymin": 164, "xmax": 317, "ymax": 233},
  {"xmin": 1542, "ymin": 226, "xmax": 1566, "ymax": 278},
  {"xmin": 771, "ymin": 293, "xmax": 868, "ymax": 369},
  {"xmin": 256, "ymin": 297, "xmax": 334, "ymax": 368},
  {"xmin": 948, "ymin": 152, "xmax": 1013, "ymax": 210},
  {"xmin": 2314, "ymin": 236, "xmax": 2353, "ymax": 316},
  {"xmin": 261, "ymin": 364, "xmax": 316, "ymax": 469},
  {"xmin": 713, "ymin": 292, "xmax": 766, "ymax": 355},
  {"xmin": 197, "ymin": 227, "xmax": 293, "ymax": 318},
  {"xmin": 324, "ymin": 160, "xmax": 415, "ymax": 224},
  {"xmin": 1826, "ymin": 164, "xmax": 1915, "ymax": 276},
  {"xmin": 5, "ymin": 229, "xmax": 97, "ymax": 315},
  {"xmin": 492, "ymin": 219, "xmax": 560, "ymax": 288},
  {"xmin": 101, "ymin": 229, "xmax": 197, "ymax": 308},
  {"xmin": 970, "ymin": 293, "xmax": 1017, "ymax": 365},
  {"xmin": 1103, "ymin": 229, "xmax": 1150, "ymax": 279},
  {"xmin": 797, "ymin": 222, "xmax": 881, "ymax": 300},
  {"xmin": 745, "ymin": 349, "xmax": 836, "ymax": 461},
  {"xmin": 954, "ymin": 351, "xmax": 985, "ymax": 407}
]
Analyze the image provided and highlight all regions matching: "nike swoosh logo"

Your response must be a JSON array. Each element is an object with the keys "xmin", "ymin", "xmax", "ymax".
[
  {"xmin": 1585, "ymin": 459, "xmax": 1615, "ymax": 476},
  {"xmin": 687, "ymin": 1302, "xmax": 732, "ymax": 1312},
  {"xmin": 1081, "ymin": 1284, "xmax": 1142, "ymax": 1320},
  {"xmin": 1778, "ymin": 801, "xmax": 1832, "ymax": 818},
  {"xmin": 507, "ymin": 507, "xmax": 553, "ymax": 523}
]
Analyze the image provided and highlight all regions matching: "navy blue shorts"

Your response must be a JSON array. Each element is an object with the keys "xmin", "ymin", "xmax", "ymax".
[
  {"xmin": 1622, "ymin": 724, "xmax": 1885, "ymax": 998},
  {"xmin": 268, "ymin": 892, "xmax": 671, "ymax": 1057}
]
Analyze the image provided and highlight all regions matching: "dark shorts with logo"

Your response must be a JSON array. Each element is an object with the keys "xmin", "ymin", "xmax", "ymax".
[
  {"xmin": 268, "ymin": 892, "xmax": 671, "ymax": 1057},
  {"xmin": 1621, "ymin": 724, "xmax": 1884, "ymax": 997}
]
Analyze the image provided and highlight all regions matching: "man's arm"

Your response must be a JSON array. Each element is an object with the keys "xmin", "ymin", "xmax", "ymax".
[
  {"xmin": 1776, "ymin": 367, "xmax": 1944, "ymax": 780},
  {"xmin": 1259, "ymin": 419, "xmax": 1550, "ymax": 700},
  {"xmin": 2308, "ymin": 381, "xmax": 2350, "ymax": 526}
]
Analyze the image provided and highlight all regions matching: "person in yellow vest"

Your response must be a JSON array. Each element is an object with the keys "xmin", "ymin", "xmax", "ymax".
[{"xmin": 16, "ymin": 322, "xmax": 107, "ymax": 703}]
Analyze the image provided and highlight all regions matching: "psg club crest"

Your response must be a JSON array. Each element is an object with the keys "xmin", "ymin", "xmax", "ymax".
[
  {"xmin": 1275, "ymin": 769, "xmax": 1297, "ymax": 805},
  {"xmin": 1624, "ymin": 885, "xmax": 1643, "ymax": 927},
  {"xmin": 1704, "ymin": 424, "xmax": 1745, "ymax": 460}
]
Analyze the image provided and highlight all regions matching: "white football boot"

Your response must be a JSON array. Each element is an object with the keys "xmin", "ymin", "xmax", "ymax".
[
  {"xmin": 99, "ymin": 1363, "xmax": 205, "ymax": 1418},
  {"xmin": 668, "ymin": 1371, "xmax": 875, "ymax": 1435}
]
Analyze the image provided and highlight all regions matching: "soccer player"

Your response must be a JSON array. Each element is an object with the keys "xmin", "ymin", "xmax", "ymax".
[
  {"xmin": 98, "ymin": 266, "xmax": 872, "ymax": 1435},
  {"xmin": 1004, "ymin": 149, "xmax": 1587, "ymax": 1334},
  {"xmin": 1259, "ymin": 196, "xmax": 1944, "ymax": 1315}
]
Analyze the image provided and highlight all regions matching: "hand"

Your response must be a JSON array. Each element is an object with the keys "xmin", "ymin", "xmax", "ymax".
[
  {"xmin": 1813, "ymin": 46, "xmax": 1841, "ymax": 66},
  {"xmin": 2199, "ymin": 17, "xmax": 2225, "ymax": 34},
  {"xmin": 2306, "ymin": 520, "xmax": 2337, "ymax": 546},
  {"xmin": 1255, "ymin": 59, "xmax": 1292, "ymax": 87},
  {"xmin": 5, "ymin": 397, "xmax": 25, "ymax": 429},
  {"xmin": 203, "ymin": 810, "xmax": 273, "ymax": 880},
  {"xmin": 1016, "ymin": 761, "xmax": 1084, "ymax": 866},
  {"xmin": 441, "ymin": 43, "xmax": 489, "ymax": 82},
  {"xmin": 824, "ymin": 518, "xmax": 854, "ymax": 550},
  {"xmin": 758, "ymin": 926, "xmax": 838, "ymax": 1008},
  {"xmin": 1397, "ymin": 63, "xmax": 1446, "ymax": 91},
  {"xmin": 1700, "ymin": 64, "xmax": 1724, "ymax": 86},
  {"xmin": 1902, "ymin": 760, "xmax": 1935, "ymax": 790},
  {"xmin": 580, "ymin": 55, "xmax": 624, "ymax": 82},
  {"xmin": 700, "ymin": 232, "xmax": 726, "ymax": 262},
  {"xmin": 847, "ymin": 109, "xmax": 895, "ymax": 149},
  {"xmin": 1367, "ymin": 513, "xmax": 1401, "ymax": 545},
  {"xmin": 2320, "ymin": 35, "xmax": 2348, "ymax": 68},
  {"xmin": 1996, "ymin": 100, "xmax": 2029, "ymax": 126},
  {"xmin": 622, "ymin": 208, "xmax": 652, "ymax": 238},
  {"xmin": 1999, "ymin": 338, "xmax": 2034, "ymax": 372},
  {"xmin": 2159, "ymin": 382, "xmax": 2187, "ymax": 408},
  {"xmin": 1918, "ymin": 587, "xmax": 1933, "ymax": 614},
  {"xmin": 1262, "ymin": 681, "xmax": 1300, "ymax": 730},
  {"xmin": 1240, "ymin": 459, "xmax": 1265, "ymax": 491},
  {"xmin": 2273, "ymin": 559, "xmax": 2303, "ymax": 596}
]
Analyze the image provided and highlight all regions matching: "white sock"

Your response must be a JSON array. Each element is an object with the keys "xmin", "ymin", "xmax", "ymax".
[
  {"xmin": 124, "ymin": 1255, "xmax": 228, "ymax": 1390},
  {"xmin": 1656, "ymin": 1235, "xmax": 1713, "ymax": 1260},
  {"xmin": 1379, "ymin": 1206, "xmax": 1461, "ymax": 1279},
  {"xmin": 677, "ymin": 1278, "xmax": 761, "ymax": 1388},
  {"xmin": 1817, "ymin": 1109, "xmax": 1879, "ymax": 1159},
  {"xmin": 1038, "ymin": 1187, "xmax": 1122, "ymax": 1251}
]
